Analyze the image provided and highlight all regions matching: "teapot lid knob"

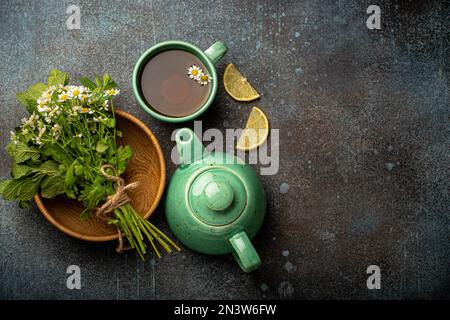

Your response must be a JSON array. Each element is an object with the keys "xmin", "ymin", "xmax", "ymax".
[
  {"xmin": 188, "ymin": 168, "xmax": 246, "ymax": 226},
  {"xmin": 203, "ymin": 181, "xmax": 234, "ymax": 211}
]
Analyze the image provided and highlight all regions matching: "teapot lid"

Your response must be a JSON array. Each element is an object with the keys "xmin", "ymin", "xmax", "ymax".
[{"xmin": 188, "ymin": 168, "xmax": 247, "ymax": 226}]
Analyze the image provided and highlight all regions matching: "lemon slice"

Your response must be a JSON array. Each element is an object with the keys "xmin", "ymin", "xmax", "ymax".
[
  {"xmin": 236, "ymin": 107, "xmax": 269, "ymax": 151},
  {"xmin": 223, "ymin": 64, "xmax": 260, "ymax": 101}
]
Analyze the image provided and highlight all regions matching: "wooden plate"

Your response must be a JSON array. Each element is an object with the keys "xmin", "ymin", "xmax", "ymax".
[{"xmin": 34, "ymin": 110, "xmax": 166, "ymax": 242}]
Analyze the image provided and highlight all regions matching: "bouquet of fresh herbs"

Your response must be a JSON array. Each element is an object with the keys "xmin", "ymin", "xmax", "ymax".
[{"xmin": 0, "ymin": 69, "xmax": 180, "ymax": 259}]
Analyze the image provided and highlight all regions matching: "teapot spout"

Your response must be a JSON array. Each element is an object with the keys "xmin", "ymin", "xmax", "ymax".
[{"xmin": 176, "ymin": 128, "xmax": 205, "ymax": 167}]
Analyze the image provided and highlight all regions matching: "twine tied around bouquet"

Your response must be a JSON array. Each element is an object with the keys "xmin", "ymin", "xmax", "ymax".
[{"xmin": 96, "ymin": 164, "xmax": 139, "ymax": 253}]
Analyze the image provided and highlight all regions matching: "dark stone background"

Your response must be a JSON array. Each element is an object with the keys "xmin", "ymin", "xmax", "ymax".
[{"xmin": 0, "ymin": 0, "xmax": 449, "ymax": 299}]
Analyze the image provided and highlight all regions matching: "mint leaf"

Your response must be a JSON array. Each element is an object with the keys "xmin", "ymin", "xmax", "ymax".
[
  {"xmin": 104, "ymin": 80, "xmax": 118, "ymax": 90},
  {"xmin": 116, "ymin": 145, "xmax": 133, "ymax": 174},
  {"xmin": 35, "ymin": 160, "xmax": 60, "ymax": 175},
  {"xmin": 16, "ymin": 82, "xmax": 47, "ymax": 113},
  {"xmin": 7, "ymin": 142, "xmax": 40, "ymax": 163},
  {"xmin": 2, "ymin": 175, "xmax": 43, "ymax": 201},
  {"xmin": 40, "ymin": 174, "xmax": 65, "ymax": 198},
  {"xmin": 105, "ymin": 118, "xmax": 115, "ymax": 128},
  {"xmin": 42, "ymin": 144, "xmax": 72, "ymax": 167},
  {"xmin": 102, "ymin": 73, "xmax": 118, "ymax": 90},
  {"xmin": 95, "ymin": 141, "xmax": 109, "ymax": 154},
  {"xmin": 64, "ymin": 160, "xmax": 78, "ymax": 198},
  {"xmin": 48, "ymin": 69, "xmax": 69, "ymax": 86},
  {"xmin": 74, "ymin": 164, "xmax": 84, "ymax": 176},
  {"xmin": 103, "ymin": 73, "xmax": 110, "ymax": 86},
  {"xmin": 0, "ymin": 179, "xmax": 12, "ymax": 195},
  {"xmin": 79, "ymin": 182, "xmax": 107, "ymax": 209},
  {"xmin": 79, "ymin": 76, "xmax": 97, "ymax": 90},
  {"xmin": 11, "ymin": 163, "xmax": 33, "ymax": 178},
  {"xmin": 19, "ymin": 201, "xmax": 30, "ymax": 209},
  {"xmin": 95, "ymin": 75, "xmax": 102, "ymax": 88},
  {"xmin": 15, "ymin": 96, "xmax": 37, "ymax": 114}
]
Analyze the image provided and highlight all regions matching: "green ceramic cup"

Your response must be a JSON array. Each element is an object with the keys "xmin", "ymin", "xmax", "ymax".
[{"xmin": 132, "ymin": 40, "xmax": 228, "ymax": 123}]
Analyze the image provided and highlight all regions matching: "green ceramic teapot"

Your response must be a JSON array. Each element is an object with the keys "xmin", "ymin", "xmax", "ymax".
[{"xmin": 165, "ymin": 128, "xmax": 266, "ymax": 272}]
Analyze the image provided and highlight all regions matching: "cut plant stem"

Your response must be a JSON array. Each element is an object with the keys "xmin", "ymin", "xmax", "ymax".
[
  {"xmin": 142, "ymin": 219, "xmax": 181, "ymax": 252},
  {"xmin": 111, "ymin": 203, "xmax": 180, "ymax": 261}
]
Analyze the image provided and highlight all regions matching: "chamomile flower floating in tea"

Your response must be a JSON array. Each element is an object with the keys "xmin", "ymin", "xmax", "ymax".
[
  {"xmin": 187, "ymin": 64, "xmax": 202, "ymax": 80},
  {"xmin": 198, "ymin": 73, "xmax": 211, "ymax": 86},
  {"xmin": 187, "ymin": 64, "xmax": 211, "ymax": 86},
  {"xmin": 0, "ymin": 69, "xmax": 180, "ymax": 260}
]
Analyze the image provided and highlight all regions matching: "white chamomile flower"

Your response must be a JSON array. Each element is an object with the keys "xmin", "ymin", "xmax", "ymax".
[
  {"xmin": 80, "ymin": 93, "xmax": 90, "ymax": 101},
  {"xmin": 53, "ymin": 105, "xmax": 61, "ymax": 116},
  {"xmin": 38, "ymin": 126, "xmax": 46, "ymax": 138},
  {"xmin": 28, "ymin": 113, "xmax": 39, "ymax": 128},
  {"xmin": 68, "ymin": 86, "xmax": 85, "ymax": 98},
  {"xmin": 198, "ymin": 73, "xmax": 212, "ymax": 86},
  {"xmin": 33, "ymin": 137, "xmax": 42, "ymax": 145},
  {"xmin": 81, "ymin": 107, "xmax": 93, "ymax": 114},
  {"xmin": 58, "ymin": 92, "xmax": 69, "ymax": 102},
  {"xmin": 41, "ymin": 88, "xmax": 54, "ymax": 100},
  {"xmin": 37, "ymin": 98, "xmax": 47, "ymax": 107},
  {"xmin": 38, "ymin": 105, "xmax": 51, "ymax": 114},
  {"xmin": 187, "ymin": 65, "xmax": 202, "ymax": 80},
  {"xmin": 76, "ymin": 133, "xmax": 83, "ymax": 138},
  {"xmin": 102, "ymin": 100, "xmax": 109, "ymax": 110},
  {"xmin": 93, "ymin": 116, "xmax": 107, "ymax": 123},
  {"xmin": 51, "ymin": 124, "xmax": 61, "ymax": 139},
  {"xmin": 105, "ymin": 88, "xmax": 120, "ymax": 96},
  {"xmin": 10, "ymin": 131, "xmax": 18, "ymax": 144}
]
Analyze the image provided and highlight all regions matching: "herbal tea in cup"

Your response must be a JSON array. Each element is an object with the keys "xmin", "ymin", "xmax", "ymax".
[
  {"xmin": 132, "ymin": 40, "xmax": 227, "ymax": 123},
  {"xmin": 139, "ymin": 50, "xmax": 210, "ymax": 118}
]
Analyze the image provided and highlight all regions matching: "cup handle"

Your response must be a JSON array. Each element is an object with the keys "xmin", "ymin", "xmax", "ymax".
[
  {"xmin": 204, "ymin": 41, "xmax": 228, "ymax": 65},
  {"xmin": 229, "ymin": 231, "xmax": 261, "ymax": 273}
]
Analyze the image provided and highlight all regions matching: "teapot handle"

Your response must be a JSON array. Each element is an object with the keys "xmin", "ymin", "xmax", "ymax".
[
  {"xmin": 176, "ymin": 128, "xmax": 205, "ymax": 167},
  {"xmin": 229, "ymin": 231, "xmax": 261, "ymax": 273}
]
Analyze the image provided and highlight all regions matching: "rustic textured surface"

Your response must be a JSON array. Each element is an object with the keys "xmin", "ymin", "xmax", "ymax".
[{"xmin": 0, "ymin": 0, "xmax": 449, "ymax": 299}]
